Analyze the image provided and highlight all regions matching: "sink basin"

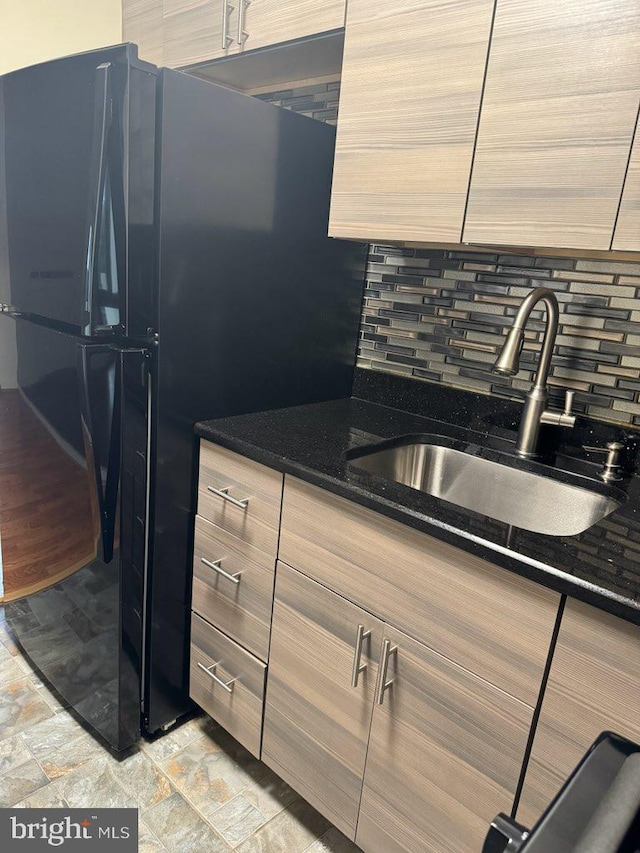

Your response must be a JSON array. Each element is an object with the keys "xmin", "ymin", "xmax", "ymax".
[{"xmin": 348, "ymin": 439, "xmax": 621, "ymax": 537}]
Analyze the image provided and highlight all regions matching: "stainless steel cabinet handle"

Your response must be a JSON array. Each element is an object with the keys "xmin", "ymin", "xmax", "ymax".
[
  {"xmin": 237, "ymin": 0, "xmax": 250, "ymax": 46},
  {"xmin": 200, "ymin": 556, "xmax": 242, "ymax": 585},
  {"xmin": 221, "ymin": 0, "xmax": 236, "ymax": 49},
  {"xmin": 351, "ymin": 624, "xmax": 371, "ymax": 688},
  {"xmin": 376, "ymin": 639, "xmax": 397, "ymax": 705},
  {"xmin": 207, "ymin": 485, "xmax": 249, "ymax": 509},
  {"xmin": 197, "ymin": 660, "xmax": 237, "ymax": 693}
]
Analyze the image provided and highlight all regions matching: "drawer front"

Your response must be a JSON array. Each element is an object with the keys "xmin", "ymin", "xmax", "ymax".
[
  {"xmin": 280, "ymin": 477, "xmax": 560, "ymax": 706},
  {"xmin": 198, "ymin": 441, "xmax": 283, "ymax": 555},
  {"xmin": 190, "ymin": 613, "xmax": 266, "ymax": 758},
  {"xmin": 193, "ymin": 516, "xmax": 276, "ymax": 661}
]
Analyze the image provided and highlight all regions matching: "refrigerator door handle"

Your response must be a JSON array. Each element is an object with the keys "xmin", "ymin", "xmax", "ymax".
[
  {"xmin": 83, "ymin": 62, "xmax": 113, "ymax": 336},
  {"xmin": 77, "ymin": 342, "xmax": 122, "ymax": 563}
]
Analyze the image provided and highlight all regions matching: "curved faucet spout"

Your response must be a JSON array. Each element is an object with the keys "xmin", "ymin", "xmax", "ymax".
[
  {"xmin": 510, "ymin": 287, "xmax": 559, "ymax": 390},
  {"xmin": 493, "ymin": 286, "xmax": 559, "ymax": 388},
  {"xmin": 492, "ymin": 286, "xmax": 571, "ymax": 458}
]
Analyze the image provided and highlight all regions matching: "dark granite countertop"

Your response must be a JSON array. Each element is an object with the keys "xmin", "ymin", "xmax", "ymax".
[{"xmin": 196, "ymin": 380, "xmax": 640, "ymax": 626}]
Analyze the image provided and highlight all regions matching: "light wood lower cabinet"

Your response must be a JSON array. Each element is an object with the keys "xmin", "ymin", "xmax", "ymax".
[
  {"xmin": 197, "ymin": 441, "xmax": 283, "ymax": 555},
  {"xmin": 190, "ymin": 441, "xmax": 282, "ymax": 754},
  {"xmin": 192, "ymin": 516, "xmax": 276, "ymax": 660},
  {"xmin": 263, "ymin": 563, "xmax": 535, "ymax": 851},
  {"xmin": 263, "ymin": 563, "xmax": 383, "ymax": 839},
  {"xmin": 517, "ymin": 598, "xmax": 640, "ymax": 827},
  {"xmin": 358, "ymin": 625, "xmax": 534, "ymax": 853},
  {"xmin": 280, "ymin": 477, "xmax": 560, "ymax": 707},
  {"xmin": 190, "ymin": 613, "xmax": 266, "ymax": 757}
]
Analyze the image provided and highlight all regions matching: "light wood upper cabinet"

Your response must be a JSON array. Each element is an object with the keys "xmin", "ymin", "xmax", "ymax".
[
  {"xmin": 130, "ymin": 0, "xmax": 345, "ymax": 69},
  {"xmin": 357, "ymin": 625, "xmax": 534, "ymax": 853},
  {"xmin": 263, "ymin": 563, "xmax": 383, "ymax": 839},
  {"xmin": 328, "ymin": 0, "xmax": 495, "ymax": 243},
  {"xmin": 124, "ymin": 0, "xmax": 164, "ymax": 65},
  {"xmin": 613, "ymin": 116, "xmax": 640, "ymax": 251},
  {"xmin": 241, "ymin": 0, "xmax": 345, "ymax": 53},
  {"xmin": 163, "ymin": 0, "xmax": 240, "ymax": 67},
  {"xmin": 517, "ymin": 598, "xmax": 640, "ymax": 827},
  {"xmin": 464, "ymin": 0, "xmax": 640, "ymax": 250}
]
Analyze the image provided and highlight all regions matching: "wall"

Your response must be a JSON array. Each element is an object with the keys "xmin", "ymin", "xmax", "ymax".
[
  {"xmin": 0, "ymin": 0, "xmax": 122, "ymax": 74},
  {"xmin": 259, "ymin": 80, "xmax": 640, "ymax": 428}
]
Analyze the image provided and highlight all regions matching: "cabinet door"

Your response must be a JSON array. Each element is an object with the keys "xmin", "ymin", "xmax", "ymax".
[
  {"xmin": 328, "ymin": 0, "xmax": 495, "ymax": 243},
  {"xmin": 163, "ymin": 0, "xmax": 240, "ymax": 67},
  {"xmin": 464, "ymin": 0, "xmax": 640, "ymax": 250},
  {"xmin": 262, "ymin": 563, "xmax": 383, "ymax": 839},
  {"xmin": 612, "ymin": 118, "xmax": 640, "ymax": 251},
  {"xmin": 357, "ymin": 625, "xmax": 534, "ymax": 853},
  {"xmin": 517, "ymin": 598, "xmax": 640, "ymax": 827},
  {"xmin": 280, "ymin": 477, "xmax": 560, "ymax": 707},
  {"xmin": 242, "ymin": 0, "xmax": 345, "ymax": 52},
  {"xmin": 123, "ymin": 0, "xmax": 164, "ymax": 65}
]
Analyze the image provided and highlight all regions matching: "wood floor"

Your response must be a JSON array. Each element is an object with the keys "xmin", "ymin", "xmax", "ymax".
[{"xmin": 0, "ymin": 389, "xmax": 98, "ymax": 601}]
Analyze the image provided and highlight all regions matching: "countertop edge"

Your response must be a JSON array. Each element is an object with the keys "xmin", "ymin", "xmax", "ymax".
[{"xmin": 195, "ymin": 423, "xmax": 640, "ymax": 627}]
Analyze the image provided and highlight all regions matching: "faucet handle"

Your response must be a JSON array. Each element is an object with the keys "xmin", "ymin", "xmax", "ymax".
[
  {"xmin": 563, "ymin": 390, "xmax": 575, "ymax": 417},
  {"xmin": 540, "ymin": 388, "xmax": 576, "ymax": 428}
]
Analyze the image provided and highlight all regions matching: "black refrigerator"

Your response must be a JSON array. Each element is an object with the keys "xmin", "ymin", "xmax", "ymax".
[{"xmin": 0, "ymin": 44, "xmax": 365, "ymax": 750}]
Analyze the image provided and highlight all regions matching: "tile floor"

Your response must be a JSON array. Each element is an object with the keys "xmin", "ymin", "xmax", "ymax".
[{"xmin": 0, "ymin": 611, "xmax": 362, "ymax": 853}]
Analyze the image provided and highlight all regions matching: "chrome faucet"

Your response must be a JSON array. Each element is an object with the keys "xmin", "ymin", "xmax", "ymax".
[{"xmin": 493, "ymin": 286, "xmax": 575, "ymax": 458}]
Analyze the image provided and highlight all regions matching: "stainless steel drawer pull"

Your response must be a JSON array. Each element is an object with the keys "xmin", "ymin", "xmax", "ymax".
[
  {"xmin": 237, "ymin": 0, "xmax": 250, "ymax": 45},
  {"xmin": 207, "ymin": 485, "xmax": 249, "ymax": 509},
  {"xmin": 197, "ymin": 660, "xmax": 237, "ymax": 693},
  {"xmin": 201, "ymin": 556, "xmax": 242, "ymax": 585},
  {"xmin": 376, "ymin": 639, "xmax": 397, "ymax": 705},
  {"xmin": 351, "ymin": 624, "xmax": 371, "ymax": 688},
  {"xmin": 221, "ymin": 0, "xmax": 235, "ymax": 49}
]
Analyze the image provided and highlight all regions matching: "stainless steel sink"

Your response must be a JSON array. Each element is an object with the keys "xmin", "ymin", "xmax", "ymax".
[{"xmin": 349, "ymin": 441, "xmax": 621, "ymax": 536}]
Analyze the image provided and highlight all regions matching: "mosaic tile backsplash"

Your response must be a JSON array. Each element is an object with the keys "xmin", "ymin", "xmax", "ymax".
[
  {"xmin": 257, "ymin": 81, "xmax": 640, "ymax": 427},
  {"xmin": 359, "ymin": 247, "xmax": 640, "ymax": 426},
  {"xmin": 255, "ymin": 81, "xmax": 340, "ymax": 124}
]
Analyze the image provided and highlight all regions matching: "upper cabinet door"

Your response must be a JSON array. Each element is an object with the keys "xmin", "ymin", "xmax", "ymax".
[
  {"xmin": 464, "ymin": 0, "xmax": 640, "ymax": 251},
  {"xmin": 328, "ymin": 0, "xmax": 495, "ymax": 243},
  {"xmin": 163, "ymin": 0, "xmax": 240, "ymax": 67},
  {"xmin": 123, "ymin": 0, "xmax": 164, "ymax": 65},
  {"xmin": 613, "ymin": 117, "xmax": 640, "ymax": 251},
  {"xmin": 241, "ymin": 0, "xmax": 346, "ymax": 53}
]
